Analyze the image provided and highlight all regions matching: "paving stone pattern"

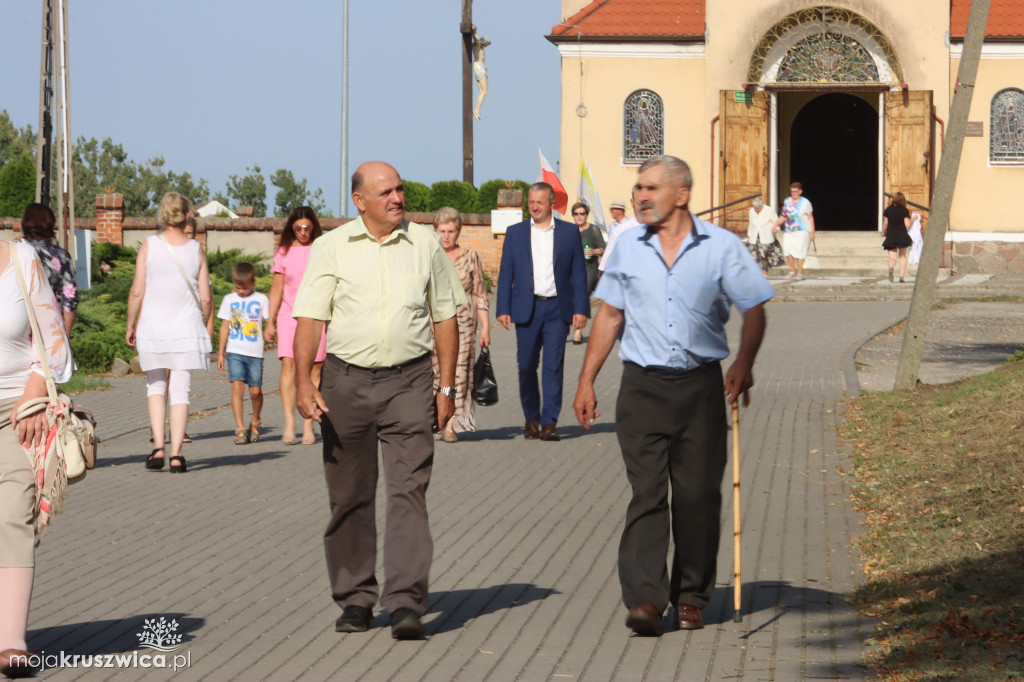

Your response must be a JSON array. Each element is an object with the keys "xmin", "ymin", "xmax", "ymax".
[{"xmin": 30, "ymin": 300, "xmax": 913, "ymax": 681}]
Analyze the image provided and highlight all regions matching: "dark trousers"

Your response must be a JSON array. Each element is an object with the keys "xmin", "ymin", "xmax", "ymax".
[
  {"xmin": 515, "ymin": 297, "xmax": 570, "ymax": 426},
  {"xmin": 319, "ymin": 354, "xmax": 435, "ymax": 615},
  {"xmin": 615, "ymin": 361, "xmax": 727, "ymax": 611}
]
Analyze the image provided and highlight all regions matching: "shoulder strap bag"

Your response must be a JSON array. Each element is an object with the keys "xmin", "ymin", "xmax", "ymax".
[{"xmin": 10, "ymin": 242, "xmax": 97, "ymax": 541}]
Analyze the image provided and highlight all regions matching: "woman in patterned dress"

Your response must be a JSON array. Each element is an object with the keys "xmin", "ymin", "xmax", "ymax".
[
  {"xmin": 431, "ymin": 207, "xmax": 490, "ymax": 443},
  {"xmin": 20, "ymin": 203, "xmax": 77, "ymax": 333}
]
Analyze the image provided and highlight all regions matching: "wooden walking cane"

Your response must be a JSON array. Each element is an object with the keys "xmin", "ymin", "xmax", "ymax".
[{"xmin": 731, "ymin": 401, "xmax": 742, "ymax": 623}]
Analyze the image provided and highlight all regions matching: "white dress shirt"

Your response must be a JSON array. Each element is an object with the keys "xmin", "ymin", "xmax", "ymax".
[
  {"xmin": 530, "ymin": 216, "xmax": 557, "ymax": 297},
  {"xmin": 598, "ymin": 216, "xmax": 639, "ymax": 272}
]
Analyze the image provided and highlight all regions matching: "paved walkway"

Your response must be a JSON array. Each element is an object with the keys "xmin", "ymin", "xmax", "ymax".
[{"xmin": 25, "ymin": 291, "xmax": 1002, "ymax": 681}]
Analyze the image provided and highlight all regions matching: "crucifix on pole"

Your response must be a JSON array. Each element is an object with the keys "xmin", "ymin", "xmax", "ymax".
[
  {"xmin": 461, "ymin": 1, "xmax": 491, "ymax": 185},
  {"xmin": 461, "ymin": 1, "xmax": 474, "ymax": 184}
]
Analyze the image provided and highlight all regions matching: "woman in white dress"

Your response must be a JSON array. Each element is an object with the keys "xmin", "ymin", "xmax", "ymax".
[{"xmin": 125, "ymin": 192, "xmax": 213, "ymax": 473}]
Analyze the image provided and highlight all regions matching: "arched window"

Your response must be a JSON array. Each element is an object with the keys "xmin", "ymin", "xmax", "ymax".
[
  {"xmin": 991, "ymin": 88, "xmax": 1024, "ymax": 165},
  {"xmin": 624, "ymin": 90, "xmax": 664, "ymax": 162}
]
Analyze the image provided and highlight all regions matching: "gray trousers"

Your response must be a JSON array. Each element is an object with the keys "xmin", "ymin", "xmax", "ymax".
[
  {"xmin": 615, "ymin": 361, "xmax": 727, "ymax": 611},
  {"xmin": 320, "ymin": 354, "xmax": 435, "ymax": 615}
]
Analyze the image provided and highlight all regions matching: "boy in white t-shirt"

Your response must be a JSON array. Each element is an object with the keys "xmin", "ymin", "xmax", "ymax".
[{"xmin": 217, "ymin": 262, "xmax": 270, "ymax": 444}]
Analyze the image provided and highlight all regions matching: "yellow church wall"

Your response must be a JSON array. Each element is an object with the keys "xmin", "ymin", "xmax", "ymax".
[
  {"xmin": 948, "ymin": 56, "xmax": 1024, "ymax": 233},
  {"xmin": 557, "ymin": 54, "xmax": 708, "ymax": 224},
  {"xmin": 703, "ymin": 1, "xmax": 952, "ymax": 202}
]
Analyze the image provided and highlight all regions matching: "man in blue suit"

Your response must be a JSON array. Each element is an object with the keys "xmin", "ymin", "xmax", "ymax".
[{"xmin": 496, "ymin": 182, "xmax": 589, "ymax": 441}]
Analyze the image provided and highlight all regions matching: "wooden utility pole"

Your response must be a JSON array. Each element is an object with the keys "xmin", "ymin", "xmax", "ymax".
[
  {"xmin": 461, "ymin": 0, "xmax": 474, "ymax": 185},
  {"xmin": 35, "ymin": 0, "xmax": 54, "ymax": 205},
  {"xmin": 893, "ymin": 0, "xmax": 991, "ymax": 390}
]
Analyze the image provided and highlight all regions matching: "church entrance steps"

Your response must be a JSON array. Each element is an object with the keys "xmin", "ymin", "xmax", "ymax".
[{"xmin": 765, "ymin": 230, "xmax": 919, "ymax": 277}]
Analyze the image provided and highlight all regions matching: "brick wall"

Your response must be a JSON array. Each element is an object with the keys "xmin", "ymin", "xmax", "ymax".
[{"xmin": 406, "ymin": 212, "xmax": 506, "ymax": 284}]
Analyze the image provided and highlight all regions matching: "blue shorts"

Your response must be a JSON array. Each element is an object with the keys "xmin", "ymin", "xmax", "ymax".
[{"xmin": 227, "ymin": 353, "xmax": 264, "ymax": 387}]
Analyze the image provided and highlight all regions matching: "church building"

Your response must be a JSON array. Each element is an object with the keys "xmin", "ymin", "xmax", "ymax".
[{"xmin": 547, "ymin": 0, "xmax": 1024, "ymax": 273}]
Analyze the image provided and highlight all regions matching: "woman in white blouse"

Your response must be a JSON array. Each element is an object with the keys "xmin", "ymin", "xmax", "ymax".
[
  {"xmin": 0, "ymin": 240, "xmax": 73, "ymax": 678},
  {"xmin": 746, "ymin": 197, "xmax": 780, "ymax": 277}
]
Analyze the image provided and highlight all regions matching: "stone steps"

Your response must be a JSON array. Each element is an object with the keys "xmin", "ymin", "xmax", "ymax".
[{"xmin": 771, "ymin": 230, "xmax": 917, "ymax": 276}]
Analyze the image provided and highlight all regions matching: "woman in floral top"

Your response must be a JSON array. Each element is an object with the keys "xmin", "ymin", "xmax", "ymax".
[{"xmin": 21, "ymin": 203, "xmax": 77, "ymax": 332}]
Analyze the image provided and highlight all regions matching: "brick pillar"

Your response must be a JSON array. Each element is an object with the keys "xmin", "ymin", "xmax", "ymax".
[
  {"xmin": 194, "ymin": 220, "xmax": 208, "ymax": 251},
  {"xmin": 95, "ymin": 193, "xmax": 124, "ymax": 244}
]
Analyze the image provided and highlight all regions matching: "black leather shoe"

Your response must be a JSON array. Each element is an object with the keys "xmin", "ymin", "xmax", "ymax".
[
  {"xmin": 524, "ymin": 420, "xmax": 541, "ymax": 439},
  {"xmin": 335, "ymin": 605, "xmax": 373, "ymax": 632},
  {"xmin": 540, "ymin": 424, "xmax": 560, "ymax": 441},
  {"xmin": 625, "ymin": 603, "xmax": 662, "ymax": 637},
  {"xmin": 389, "ymin": 608, "xmax": 424, "ymax": 640}
]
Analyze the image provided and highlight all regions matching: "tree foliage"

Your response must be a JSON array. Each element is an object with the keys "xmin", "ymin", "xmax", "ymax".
[
  {"xmin": 427, "ymin": 180, "xmax": 477, "ymax": 214},
  {"xmin": 270, "ymin": 168, "xmax": 326, "ymax": 216},
  {"xmin": 474, "ymin": 179, "xmax": 530, "ymax": 213},
  {"xmin": 0, "ymin": 111, "xmax": 35, "ymax": 170},
  {"xmin": 71, "ymin": 138, "xmax": 210, "ymax": 217},
  {"xmin": 403, "ymin": 180, "xmax": 430, "ymax": 213},
  {"xmin": 226, "ymin": 165, "xmax": 267, "ymax": 216},
  {"xmin": 0, "ymin": 152, "xmax": 36, "ymax": 217}
]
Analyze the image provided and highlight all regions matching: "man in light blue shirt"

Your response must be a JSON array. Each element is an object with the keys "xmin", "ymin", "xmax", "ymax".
[{"xmin": 574, "ymin": 155, "xmax": 774, "ymax": 637}]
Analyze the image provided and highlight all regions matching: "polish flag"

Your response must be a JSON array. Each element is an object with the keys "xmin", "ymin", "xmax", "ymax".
[{"xmin": 537, "ymin": 148, "xmax": 569, "ymax": 216}]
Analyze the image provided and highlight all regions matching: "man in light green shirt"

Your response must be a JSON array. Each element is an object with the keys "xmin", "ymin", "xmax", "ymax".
[{"xmin": 293, "ymin": 161, "xmax": 464, "ymax": 640}]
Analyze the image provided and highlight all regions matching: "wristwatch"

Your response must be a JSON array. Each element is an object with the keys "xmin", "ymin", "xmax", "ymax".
[{"xmin": 436, "ymin": 386, "xmax": 457, "ymax": 399}]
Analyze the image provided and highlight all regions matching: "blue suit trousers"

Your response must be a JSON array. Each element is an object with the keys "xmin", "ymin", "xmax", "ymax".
[{"xmin": 514, "ymin": 297, "xmax": 569, "ymax": 426}]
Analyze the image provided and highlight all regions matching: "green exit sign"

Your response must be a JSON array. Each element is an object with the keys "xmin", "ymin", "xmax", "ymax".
[{"xmin": 734, "ymin": 91, "xmax": 752, "ymax": 103}]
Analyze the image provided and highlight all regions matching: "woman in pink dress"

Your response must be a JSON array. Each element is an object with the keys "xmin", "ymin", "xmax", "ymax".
[{"xmin": 266, "ymin": 207, "xmax": 326, "ymax": 444}]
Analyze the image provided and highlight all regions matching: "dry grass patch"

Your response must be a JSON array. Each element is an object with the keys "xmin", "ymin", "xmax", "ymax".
[{"xmin": 843, "ymin": 360, "xmax": 1024, "ymax": 681}]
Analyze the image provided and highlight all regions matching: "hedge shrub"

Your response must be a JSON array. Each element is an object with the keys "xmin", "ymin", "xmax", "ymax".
[{"xmin": 427, "ymin": 180, "xmax": 477, "ymax": 214}]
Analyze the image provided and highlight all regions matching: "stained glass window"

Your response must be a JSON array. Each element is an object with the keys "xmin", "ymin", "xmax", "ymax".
[
  {"xmin": 747, "ymin": 7, "xmax": 900, "ymax": 86},
  {"xmin": 624, "ymin": 90, "xmax": 664, "ymax": 163},
  {"xmin": 990, "ymin": 88, "xmax": 1024, "ymax": 165},
  {"xmin": 777, "ymin": 31, "xmax": 878, "ymax": 83}
]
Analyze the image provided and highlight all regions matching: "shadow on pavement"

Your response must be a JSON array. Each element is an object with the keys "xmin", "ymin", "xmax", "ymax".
[
  {"xmin": 29, "ymin": 614, "xmax": 205, "ymax": 655},
  {"xmin": 425, "ymin": 583, "xmax": 559, "ymax": 635}
]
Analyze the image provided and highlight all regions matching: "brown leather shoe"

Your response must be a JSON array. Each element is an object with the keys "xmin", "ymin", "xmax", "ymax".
[
  {"xmin": 524, "ymin": 420, "xmax": 541, "ymax": 439},
  {"xmin": 676, "ymin": 604, "xmax": 704, "ymax": 630},
  {"xmin": 625, "ymin": 603, "xmax": 662, "ymax": 637},
  {"xmin": 539, "ymin": 424, "xmax": 560, "ymax": 441},
  {"xmin": 0, "ymin": 648, "xmax": 38, "ymax": 678}
]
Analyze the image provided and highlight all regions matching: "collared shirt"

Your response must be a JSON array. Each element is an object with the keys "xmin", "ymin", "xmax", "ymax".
[
  {"xmin": 530, "ymin": 216, "xmax": 557, "ymax": 297},
  {"xmin": 292, "ymin": 216, "xmax": 466, "ymax": 368},
  {"xmin": 598, "ymin": 216, "xmax": 640, "ymax": 271},
  {"xmin": 595, "ymin": 214, "xmax": 775, "ymax": 370}
]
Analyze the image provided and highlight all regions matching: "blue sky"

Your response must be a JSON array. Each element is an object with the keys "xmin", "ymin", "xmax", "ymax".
[{"xmin": 0, "ymin": 0, "xmax": 564, "ymax": 215}]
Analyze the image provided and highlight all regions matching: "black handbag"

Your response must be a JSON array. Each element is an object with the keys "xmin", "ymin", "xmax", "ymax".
[{"xmin": 472, "ymin": 347, "xmax": 499, "ymax": 406}]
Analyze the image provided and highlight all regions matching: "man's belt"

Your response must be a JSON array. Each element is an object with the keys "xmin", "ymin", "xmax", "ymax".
[
  {"xmin": 334, "ymin": 353, "xmax": 430, "ymax": 374},
  {"xmin": 534, "ymin": 294, "xmax": 557, "ymax": 301}
]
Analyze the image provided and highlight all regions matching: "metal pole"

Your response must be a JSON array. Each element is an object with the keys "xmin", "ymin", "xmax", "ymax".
[
  {"xmin": 339, "ymin": 0, "xmax": 349, "ymax": 218},
  {"xmin": 58, "ymin": 0, "xmax": 74, "ymax": 249}
]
